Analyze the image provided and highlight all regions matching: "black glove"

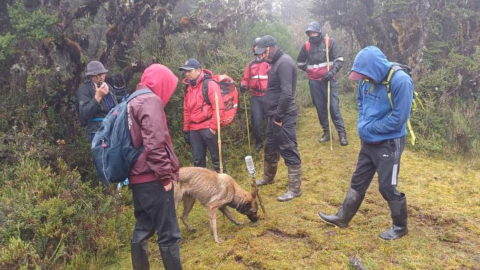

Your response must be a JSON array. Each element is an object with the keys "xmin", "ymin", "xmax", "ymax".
[
  {"xmin": 183, "ymin": 131, "xmax": 191, "ymax": 145},
  {"xmin": 240, "ymin": 84, "xmax": 248, "ymax": 93},
  {"xmin": 322, "ymin": 71, "xmax": 335, "ymax": 81}
]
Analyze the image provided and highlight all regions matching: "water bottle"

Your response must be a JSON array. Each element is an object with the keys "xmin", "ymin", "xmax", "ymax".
[{"xmin": 245, "ymin": 156, "xmax": 255, "ymax": 177}]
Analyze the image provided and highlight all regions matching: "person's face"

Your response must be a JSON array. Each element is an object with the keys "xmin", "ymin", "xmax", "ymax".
[
  {"xmin": 308, "ymin": 32, "xmax": 320, "ymax": 37},
  {"xmin": 253, "ymin": 45, "xmax": 258, "ymax": 53},
  {"xmin": 184, "ymin": 68, "xmax": 201, "ymax": 81},
  {"xmin": 262, "ymin": 47, "xmax": 271, "ymax": 63},
  {"xmin": 92, "ymin": 73, "xmax": 106, "ymax": 85}
]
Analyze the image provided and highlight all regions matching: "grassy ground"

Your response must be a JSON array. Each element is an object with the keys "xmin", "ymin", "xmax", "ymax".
[{"xmin": 107, "ymin": 100, "xmax": 480, "ymax": 270}]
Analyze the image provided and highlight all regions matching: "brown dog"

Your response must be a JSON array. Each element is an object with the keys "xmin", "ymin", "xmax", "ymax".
[{"xmin": 174, "ymin": 167, "xmax": 259, "ymax": 243}]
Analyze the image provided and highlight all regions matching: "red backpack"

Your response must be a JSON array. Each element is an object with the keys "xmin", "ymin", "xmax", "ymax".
[
  {"xmin": 305, "ymin": 36, "xmax": 331, "ymax": 53},
  {"xmin": 202, "ymin": 74, "xmax": 238, "ymax": 127}
]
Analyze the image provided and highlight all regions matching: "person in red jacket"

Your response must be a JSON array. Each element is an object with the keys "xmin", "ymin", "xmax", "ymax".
[
  {"xmin": 240, "ymin": 38, "xmax": 271, "ymax": 153},
  {"xmin": 128, "ymin": 64, "xmax": 183, "ymax": 270},
  {"xmin": 180, "ymin": 58, "xmax": 226, "ymax": 173}
]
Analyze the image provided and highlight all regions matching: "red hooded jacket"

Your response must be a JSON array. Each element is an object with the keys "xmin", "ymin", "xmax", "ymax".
[
  {"xmin": 128, "ymin": 64, "xmax": 180, "ymax": 186},
  {"xmin": 183, "ymin": 69, "xmax": 224, "ymax": 131},
  {"xmin": 240, "ymin": 60, "xmax": 270, "ymax": 96}
]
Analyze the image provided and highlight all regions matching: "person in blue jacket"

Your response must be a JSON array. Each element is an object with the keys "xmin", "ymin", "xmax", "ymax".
[{"xmin": 318, "ymin": 46, "xmax": 413, "ymax": 240}]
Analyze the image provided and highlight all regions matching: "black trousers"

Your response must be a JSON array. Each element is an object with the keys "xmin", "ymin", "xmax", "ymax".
[
  {"xmin": 350, "ymin": 137, "xmax": 406, "ymax": 201},
  {"xmin": 190, "ymin": 128, "xmax": 226, "ymax": 173},
  {"xmin": 264, "ymin": 112, "xmax": 301, "ymax": 166},
  {"xmin": 308, "ymin": 79, "xmax": 346, "ymax": 134},
  {"xmin": 130, "ymin": 181, "xmax": 181, "ymax": 246},
  {"xmin": 250, "ymin": 95, "xmax": 267, "ymax": 145}
]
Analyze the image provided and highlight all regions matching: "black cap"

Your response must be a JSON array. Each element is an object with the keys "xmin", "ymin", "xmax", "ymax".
[
  {"xmin": 254, "ymin": 35, "xmax": 278, "ymax": 55},
  {"xmin": 178, "ymin": 58, "xmax": 202, "ymax": 71}
]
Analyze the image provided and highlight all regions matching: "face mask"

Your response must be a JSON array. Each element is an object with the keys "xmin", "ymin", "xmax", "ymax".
[
  {"xmin": 309, "ymin": 35, "xmax": 323, "ymax": 45},
  {"xmin": 255, "ymin": 56, "xmax": 264, "ymax": 62}
]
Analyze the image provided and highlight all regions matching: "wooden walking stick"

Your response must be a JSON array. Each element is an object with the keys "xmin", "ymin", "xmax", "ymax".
[
  {"xmin": 243, "ymin": 93, "xmax": 252, "ymax": 154},
  {"xmin": 325, "ymin": 34, "xmax": 333, "ymax": 151},
  {"xmin": 214, "ymin": 92, "xmax": 223, "ymax": 174}
]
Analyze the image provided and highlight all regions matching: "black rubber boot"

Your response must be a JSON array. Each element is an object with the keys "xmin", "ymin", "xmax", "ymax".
[
  {"xmin": 339, "ymin": 132, "xmax": 348, "ymax": 146},
  {"xmin": 379, "ymin": 194, "xmax": 408, "ymax": 240},
  {"xmin": 318, "ymin": 188, "xmax": 365, "ymax": 228},
  {"xmin": 319, "ymin": 133, "xmax": 330, "ymax": 143},
  {"xmin": 131, "ymin": 242, "xmax": 150, "ymax": 270},
  {"xmin": 277, "ymin": 164, "xmax": 302, "ymax": 202},
  {"xmin": 159, "ymin": 243, "xmax": 183, "ymax": 270},
  {"xmin": 256, "ymin": 162, "xmax": 278, "ymax": 186}
]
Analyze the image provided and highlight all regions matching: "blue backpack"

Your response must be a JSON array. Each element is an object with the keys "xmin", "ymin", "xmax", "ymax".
[{"xmin": 91, "ymin": 89, "xmax": 152, "ymax": 183}]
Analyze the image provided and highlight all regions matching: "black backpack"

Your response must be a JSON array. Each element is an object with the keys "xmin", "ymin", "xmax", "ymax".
[{"xmin": 106, "ymin": 74, "xmax": 128, "ymax": 103}]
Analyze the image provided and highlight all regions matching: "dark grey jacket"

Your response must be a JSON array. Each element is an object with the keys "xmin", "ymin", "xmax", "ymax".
[
  {"xmin": 264, "ymin": 50, "xmax": 298, "ymax": 122},
  {"xmin": 76, "ymin": 80, "xmax": 117, "ymax": 135}
]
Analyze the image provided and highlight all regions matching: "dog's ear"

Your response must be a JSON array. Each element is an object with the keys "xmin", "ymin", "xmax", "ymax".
[{"xmin": 251, "ymin": 189, "xmax": 258, "ymax": 198}]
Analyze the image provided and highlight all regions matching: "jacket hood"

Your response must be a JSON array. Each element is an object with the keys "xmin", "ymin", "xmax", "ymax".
[
  {"xmin": 181, "ymin": 69, "xmax": 214, "ymax": 85},
  {"xmin": 138, "ymin": 64, "xmax": 178, "ymax": 106},
  {"xmin": 351, "ymin": 46, "xmax": 392, "ymax": 83}
]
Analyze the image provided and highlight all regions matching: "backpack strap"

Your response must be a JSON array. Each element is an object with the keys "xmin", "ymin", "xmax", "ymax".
[
  {"xmin": 202, "ymin": 78, "xmax": 212, "ymax": 105},
  {"xmin": 305, "ymin": 41, "xmax": 310, "ymax": 53},
  {"xmin": 126, "ymin": 89, "xmax": 153, "ymax": 103}
]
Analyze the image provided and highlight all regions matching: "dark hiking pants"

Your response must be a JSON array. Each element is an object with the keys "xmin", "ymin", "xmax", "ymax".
[
  {"xmin": 308, "ymin": 79, "xmax": 346, "ymax": 134},
  {"xmin": 250, "ymin": 95, "xmax": 266, "ymax": 145},
  {"xmin": 130, "ymin": 181, "xmax": 181, "ymax": 247},
  {"xmin": 350, "ymin": 137, "xmax": 406, "ymax": 201},
  {"xmin": 264, "ymin": 112, "xmax": 301, "ymax": 166},
  {"xmin": 190, "ymin": 128, "xmax": 226, "ymax": 173}
]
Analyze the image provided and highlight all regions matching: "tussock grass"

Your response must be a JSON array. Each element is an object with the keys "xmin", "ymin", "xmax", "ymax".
[{"xmin": 108, "ymin": 97, "xmax": 480, "ymax": 270}]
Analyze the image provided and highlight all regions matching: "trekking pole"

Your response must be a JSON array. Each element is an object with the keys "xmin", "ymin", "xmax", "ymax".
[
  {"xmin": 215, "ymin": 92, "xmax": 223, "ymax": 174},
  {"xmin": 245, "ymin": 156, "xmax": 267, "ymax": 216},
  {"xmin": 243, "ymin": 93, "xmax": 252, "ymax": 154},
  {"xmin": 325, "ymin": 34, "xmax": 333, "ymax": 151}
]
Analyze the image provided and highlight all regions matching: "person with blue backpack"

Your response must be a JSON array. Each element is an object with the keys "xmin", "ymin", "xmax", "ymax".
[
  {"xmin": 318, "ymin": 46, "xmax": 413, "ymax": 240},
  {"xmin": 127, "ymin": 64, "xmax": 183, "ymax": 269},
  {"xmin": 76, "ymin": 61, "xmax": 117, "ymax": 143}
]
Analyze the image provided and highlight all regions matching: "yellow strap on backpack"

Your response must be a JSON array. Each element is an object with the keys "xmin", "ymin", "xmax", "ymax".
[{"xmin": 382, "ymin": 67, "xmax": 423, "ymax": 146}]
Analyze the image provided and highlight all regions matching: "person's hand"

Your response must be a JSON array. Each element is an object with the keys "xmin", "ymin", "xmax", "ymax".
[
  {"xmin": 183, "ymin": 131, "xmax": 191, "ymax": 145},
  {"xmin": 164, "ymin": 181, "xmax": 173, "ymax": 192},
  {"xmin": 322, "ymin": 71, "xmax": 335, "ymax": 81},
  {"xmin": 94, "ymin": 82, "xmax": 109, "ymax": 103},
  {"xmin": 210, "ymin": 128, "xmax": 216, "ymax": 135},
  {"xmin": 240, "ymin": 84, "xmax": 248, "ymax": 93}
]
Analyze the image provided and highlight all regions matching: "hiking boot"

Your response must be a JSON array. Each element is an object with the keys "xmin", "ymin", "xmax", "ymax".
[
  {"xmin": 254, "ymin": 142, "xmax": 263, "ymax": 153},
  {"xmin": 379, "ymin": 194, "xmax": 408, "ymax": 240},
  {"xmin": 318, "ymin": 188, "xmax": 365, "ymax": 228},
  {"xmin": 319, "ymin": 133, "xmax": 330, "ymax": 143},
  {"xmin": 131, "ymin": 241, "xmax": 150, "ymax": 270},
  {"xmin": 277, "ymin": 164, "xmax": 302, "ymax": 202},
  {"xmin": 159, "ymin": 243, "xmax": 183, "ymax": 270},
  {"xmin": 256, "ymin": 162, "xmax": 278, "ymax": 186},
  {"xmin": 339, "ymin": 132, "xmax": 348, "ymax": 146}
]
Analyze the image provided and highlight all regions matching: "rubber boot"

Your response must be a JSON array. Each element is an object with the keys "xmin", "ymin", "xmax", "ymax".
[
  {"xmin": 277, "ymin": 164, "xmax": 302, "ymax": 202},
  {"xmin": 131, "ymin": 242, "xmax": 150, "ymax": 270},
  {"xmin": 339, "ymin": 132, "xmax": 348, "ymax": 146},
  {"xmin": 319, "ymin": 133, "xmax": 330, "ymax": 143},
  {"xmin": 318, "ymin": 188, "xmax": 365, "ymax": 228},
  {"xmin": 379, "ymin": 194, "xmax": 408, "ymax": 240},
  {"xmin": 256, "ymin": 162, "xmax": 278, "ymax": 186},
  {"xmin": 159, "ymin": 243, "xmax": 183, "ymax": 270}
]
